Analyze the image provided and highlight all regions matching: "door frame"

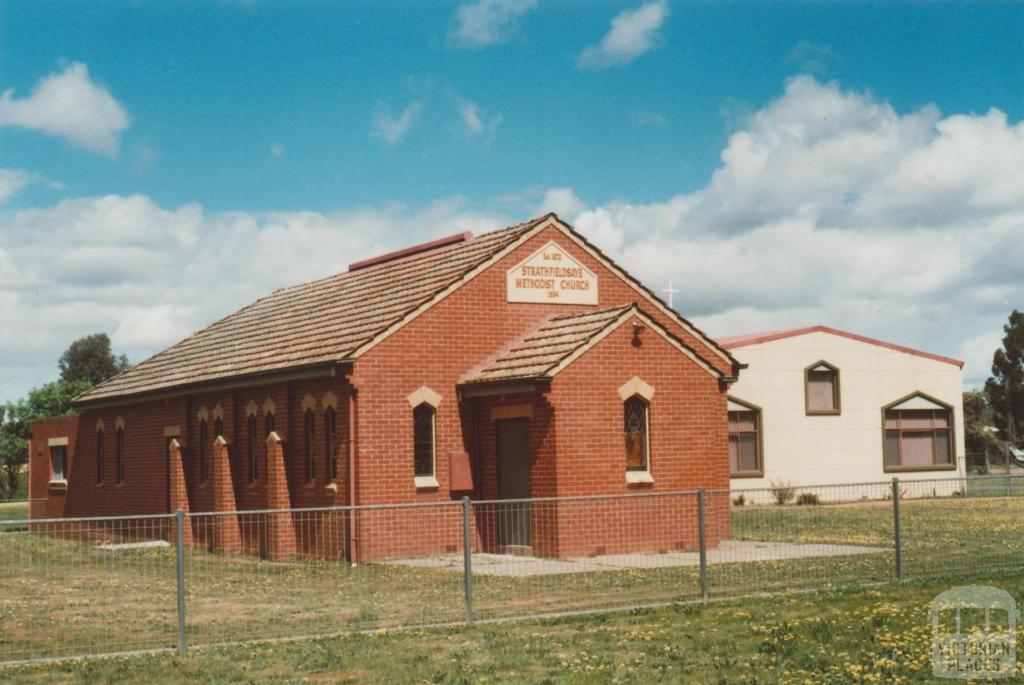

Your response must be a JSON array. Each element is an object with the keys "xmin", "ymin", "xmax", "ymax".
[{"xmin": 495, "ymin": 417, "xmax": 532, "ymax": 553}]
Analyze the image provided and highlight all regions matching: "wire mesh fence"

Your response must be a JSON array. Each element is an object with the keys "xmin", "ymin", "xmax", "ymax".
[
  {"xmin": 2, "ymin": 474, "xmax": 1024, "ymax": 664},
  {"xmin": 965, "ymin": 450, "xmax": 1023, "ymax": 477}
]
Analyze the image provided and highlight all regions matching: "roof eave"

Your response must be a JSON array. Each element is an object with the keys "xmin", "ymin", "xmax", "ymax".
[
  {"xmin": 457, "ymin": 377, "xmax": 551, "ymax": 399},
  {"xmin": 72, "ymin": 359, "xmax": 354, "ymax": 410}
]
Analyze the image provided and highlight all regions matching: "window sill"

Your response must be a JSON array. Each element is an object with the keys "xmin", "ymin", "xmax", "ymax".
[
  {"xmin": 805, "ymin": 410, "xmax": 841, "ymax": 416},
  {"xmin": 414, "ymin": 476, "xmax": 439, "ymax": 490},
  {"xmin": 626, "ymin": 471, "xmax": 654, "ymax": 485},
  {"xmin": 730, "ymin": 471, "xmax": 764, "ymax": 479},
  {"xmin": 48, "ymin": 480, "xmax": 67, "ymax": 492},
  {"xmin": 884, "ymin": 463, "xmax": 957, "ymax": 473}
]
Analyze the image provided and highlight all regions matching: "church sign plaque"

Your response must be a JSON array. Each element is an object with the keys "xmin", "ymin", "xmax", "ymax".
[{"xmin": 506, "ymin": 241, "xmax": 598, "ymax": 305}]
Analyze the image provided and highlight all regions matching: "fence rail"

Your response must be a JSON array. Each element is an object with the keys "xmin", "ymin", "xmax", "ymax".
[{"xmin": 1, "ymin": 474, "xmax": 1023, "ymax": 664}]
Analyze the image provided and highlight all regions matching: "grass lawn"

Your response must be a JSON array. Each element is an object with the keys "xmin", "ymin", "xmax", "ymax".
[
  {"xmin": 0, "ymin": 501, "xmax": 28, "ymax": 522},
  {"xmin": 0, "ymin": 494, "xmax": 1021, "ymax": 667},
  {"xmin": 5, "ymin": 572, "xmax": 1024, "ymax": 683}
]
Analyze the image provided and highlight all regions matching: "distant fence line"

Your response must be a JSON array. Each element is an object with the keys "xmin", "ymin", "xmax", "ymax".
[{"xmin": 0, "ymin": 474, "xmax": 1022, "ymax": 665}]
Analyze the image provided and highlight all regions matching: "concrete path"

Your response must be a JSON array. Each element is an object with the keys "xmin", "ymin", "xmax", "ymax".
[{"xmin": 388, "ymin": 539, "xmax": 888, "ymax": 577}]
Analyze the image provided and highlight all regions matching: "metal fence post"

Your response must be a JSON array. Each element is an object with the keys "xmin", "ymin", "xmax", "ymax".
[
  {"xmin": 462, "ymin": 496, "xmax": 473, "ymax": 625},
  {"xmin": 891, "ymin": 478, "xmax": 902, "ymax": 581},
  {"xmin": 697, "ymin": 488, "xmax": 708, "ymax": 602},
  {"xmin": 1007, "ymin": 449, "xmax": 1013, "ymax": 497},
  {"xmin": 175, "ymin": 508, "xmax": 187, "ymax": 654}
]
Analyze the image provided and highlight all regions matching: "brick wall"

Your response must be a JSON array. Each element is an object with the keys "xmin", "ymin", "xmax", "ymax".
[
  {"xmin": 28, "ymin": 414, "xmax": 79, "ymax": 519},
  {"xmin": 351, "ymin": 224, "xmax": 732, "ymax": 558},
  {"xmin": 544, "ymin": 321, "xmax": 731, "ymax": 555},
  {"xmin": 352, "ymin": 223, "xmax": 732, "ymax": 506}
]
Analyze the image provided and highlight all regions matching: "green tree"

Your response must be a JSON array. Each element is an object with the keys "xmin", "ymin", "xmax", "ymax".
[
  {"xmin": 985, "ymin": 310, "xmax": 1024, "ymax": 446},
  {"xmin": 0, "ymin": 379, "xmax": 90, "ymax": 498},
  {"xmin": 963, "ymin": 390, "xmax": 1002, "ymax": 456},
  {"xmin": 58, "ymin": 333, "xmax": 130, "ymax": 386}
]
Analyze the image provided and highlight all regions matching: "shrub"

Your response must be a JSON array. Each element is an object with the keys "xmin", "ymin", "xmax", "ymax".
[
  {"xmin": 732, "ymin": 494, "xmax": 746, "ymax": 507},
  {"xmin": 770, "ymin": 480, "xmax": 795, "ymax": 506},
  {"xmin": 796, "ymin": 492, "xmax": 820, "ymax": 506}
]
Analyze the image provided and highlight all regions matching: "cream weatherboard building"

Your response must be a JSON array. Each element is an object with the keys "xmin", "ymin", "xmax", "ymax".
[{"xmin": 718, "ymin": 326, "xmax": 966, "ymax": 495}]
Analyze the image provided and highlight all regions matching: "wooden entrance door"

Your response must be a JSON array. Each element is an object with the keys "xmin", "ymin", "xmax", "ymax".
[{"xmin": 496, "ymin": 418, "xmax": 531, "ymax": 551}]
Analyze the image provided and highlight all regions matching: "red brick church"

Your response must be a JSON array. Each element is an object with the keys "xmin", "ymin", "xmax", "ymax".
[{"xmin": 30, "ymin": 214, "xmax": 740, "ymax": 560}]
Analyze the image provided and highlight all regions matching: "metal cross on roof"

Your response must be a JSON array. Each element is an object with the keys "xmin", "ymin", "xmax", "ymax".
[{"xmin": 662, "ymin": 279, "xmax": 679, "ymax": 309}]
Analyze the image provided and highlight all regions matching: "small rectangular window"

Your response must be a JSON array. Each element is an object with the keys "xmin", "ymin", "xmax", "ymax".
[
  {"xmin": 96, "ymin": 430, "xmax": 105, "ymax": 484},
  {"xmin": 198, "ymin": 420, "xmax": 209, "ymax": 484},
  {"xmin": 50, "ymin": 446, "xmax": 67, "ymax": 482},
  {"xmin": 304, "ymin": 410, "xmax": 316, "ymax": 483},
  {"xmin": 624, "ymin": 396, "xmax": 649, "ymax": 472},
  {"xmin": 325, "ymin": 407, "xmax": 338, "ymax": 481},
  {"xmin": 247, "ymin": 415, "xmax": 258, "ymax": 483},
  {"xmin": 413, "ymin": 404, "xmax": 435, "ymax": 478},
  {"xmin": 115, "ymin": 428, "xmax": 125, "ymax": 483},
  {"xmin": 728, "ymin": 408, "xmax": 762, "ymax": 476},
  {"xmin": 805, "ymin": 363, "xmax": 840, "ymax": 414}
]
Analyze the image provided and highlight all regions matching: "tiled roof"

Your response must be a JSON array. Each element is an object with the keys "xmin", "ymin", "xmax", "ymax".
[
  {"xmin": 717, "ymin": 325, "xmax": 964, "ymax": 368},
  {"xmin": 462, "ymin": 305, "xmax": 637, "ymax": 384},
  {"xmin": 75, "ymin": 215, "xmax": 550, "ymax": 404}
]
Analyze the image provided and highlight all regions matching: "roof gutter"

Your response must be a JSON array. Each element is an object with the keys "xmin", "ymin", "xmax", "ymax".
[{"xmin": 456, "ymin": 377, "xmax": 551, "ymax": 400}]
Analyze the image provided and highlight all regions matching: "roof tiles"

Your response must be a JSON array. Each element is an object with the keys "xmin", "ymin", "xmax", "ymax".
[
  {"xmin": 463, "ymin": 305, "xmax": 634, "ymax": 384},
  {"xmin": 75, "ymin": 216, "xmax": 548, "ymax": 403}
]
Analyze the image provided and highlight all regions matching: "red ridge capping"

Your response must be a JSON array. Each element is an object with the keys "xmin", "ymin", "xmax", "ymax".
[
  {"xmin": 348, "ymin": 231, "xmax": 474, "ymax": 272},
  {"xmin": 717, "ymin": 325, "xmax": 964, "ymax": 368}
]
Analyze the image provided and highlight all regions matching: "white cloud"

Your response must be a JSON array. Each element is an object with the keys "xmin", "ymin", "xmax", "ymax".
[
  {"xmin": 459, "ymin": 100, "xmax": 502, "ymax": 140},
  {"xmin": 4, "ymin": 75, "xmax": 1022, "ymax": 403},
  {"xmin": 371, "ymin": 101, "xmax": 423, "ymax": 146},
  {"xmin": 578, "ymin": 1, "xmax": 669, "ymax": 70},
  {"xmin": 0, "ymin": 62, "xmax": 131, "ymax": 156},
  {"xmin": 450, "ymin": 0, "xmax": 537, "ymax": 49},
  {"xmin": 0, "ymin": 194, "xmax": 509, "ymax": 403},
  {"xmin": 536, "ymin": 187, "xmax": 585, "ymax": 221},
  {"xmin": 0, "ymin": 169, "xmax": 34, "ymax": 204},
  {"xmin": 561, "ymin": 76, "xmax": 1024, "ymax": 387},
  {"xmin": 270, "ymin": 142, "xmax": 285, "ymax": 159}
]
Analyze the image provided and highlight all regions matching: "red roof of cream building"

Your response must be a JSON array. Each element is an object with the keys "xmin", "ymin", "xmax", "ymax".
[{"xmin": 717, "ymin": 325, "xmax": 963, "ymax": 368}]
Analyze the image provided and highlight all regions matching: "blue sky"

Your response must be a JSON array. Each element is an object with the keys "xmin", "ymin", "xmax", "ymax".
[
  {"xmin": 0, "ymin": 0, "xmax": 1023, "ymax": 401},
  {"xmin": 4, "ymin": 1, "xmax": 1021, "ymax": 211}
]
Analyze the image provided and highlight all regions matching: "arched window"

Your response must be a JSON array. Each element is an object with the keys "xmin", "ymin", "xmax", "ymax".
[
  {"xmin": 198, "ymin": 419, "xmax": 209, "ymax": 484},
  {"xmin": 304, "ymin": 409, "xmax": 316, "ymax": 483},
  {"xmin": 413, "ymin": 403, "xmax": 435, "ymax": 479},
  {"xmin": 115, "ymin": 427, "xmax": 125, "ymax": 484},
  {"xmin": 213, "ymin": 417, "xmax": 224, "ymax": 440},
  {"xmin": 624, "ymin": 395, "xmax": 650, "ymax": 472},
  {"xmin": 247, "ymin": 414, "xmax": 258, "ymax": 483},
  {"xmin": 324, "ymin": 406, "xmax": 338, "ymax": 481},
  {"xmin": 96, "ymin": 428, "xmax": 105, "ymax": 484},
  {"xmin": 264, "ymin": 412, "xmax": 275, "ymax": 438}
]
